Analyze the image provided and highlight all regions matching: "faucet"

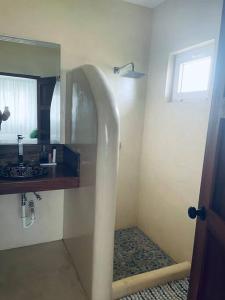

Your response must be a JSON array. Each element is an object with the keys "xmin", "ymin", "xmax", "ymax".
[{"xmin": 17, "ymin": 135, "xmax": 24, "ymax": 166}]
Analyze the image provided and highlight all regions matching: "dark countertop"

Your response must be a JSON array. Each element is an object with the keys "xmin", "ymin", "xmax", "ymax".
[{"xmin": 0, "ymin": 163, "xmax": 79, "ymax": 195}]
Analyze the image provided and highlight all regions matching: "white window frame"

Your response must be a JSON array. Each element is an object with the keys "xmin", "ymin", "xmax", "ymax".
[{"xmin": 167, "ymin": 42, "xmax": 215, "ymax": 103}]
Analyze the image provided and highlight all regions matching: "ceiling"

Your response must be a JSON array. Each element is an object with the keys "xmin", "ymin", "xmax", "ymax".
[{"xmin": 123, "ymin": 0, "xmax": 166, "ymax": 8}]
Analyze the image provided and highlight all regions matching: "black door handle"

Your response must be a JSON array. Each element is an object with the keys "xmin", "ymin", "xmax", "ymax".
[{"xmin": 188, "ymin": 207, "xmax": 206, "ymax": 221}]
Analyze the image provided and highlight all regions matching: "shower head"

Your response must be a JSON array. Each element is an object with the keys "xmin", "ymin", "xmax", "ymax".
[
  {"xmin": 113, "ymin": 62, "xmax": 145, "ymax": 79},
  {"xmin": 121, "ymin": 70, "xmax": 145, "ymax": 79}
]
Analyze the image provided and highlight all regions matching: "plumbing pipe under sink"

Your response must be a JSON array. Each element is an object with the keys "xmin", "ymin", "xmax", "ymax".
[{"xmin": 21, "ymin": 192, "xmax": 41, "ymax": 229}]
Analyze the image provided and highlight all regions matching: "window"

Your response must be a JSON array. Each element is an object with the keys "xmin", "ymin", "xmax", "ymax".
[{"xmin": 169, "ymin": 43, "xmax": 214, "ymax": 102}]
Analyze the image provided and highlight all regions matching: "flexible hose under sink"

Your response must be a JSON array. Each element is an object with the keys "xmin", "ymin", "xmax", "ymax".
[{"xmin": 21, "ymin": 193, "xmax": 36, "ymax": 229}]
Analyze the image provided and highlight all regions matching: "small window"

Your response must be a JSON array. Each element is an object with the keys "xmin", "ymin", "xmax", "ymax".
[{"xmin": 170, "ymin": 43, "xmax": 214, "ymax": 102}]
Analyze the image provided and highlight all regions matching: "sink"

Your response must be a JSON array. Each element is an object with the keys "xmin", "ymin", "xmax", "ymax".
[{"xmin": 0, "ymin": 164, "xmax": 48, "ymax": 179}]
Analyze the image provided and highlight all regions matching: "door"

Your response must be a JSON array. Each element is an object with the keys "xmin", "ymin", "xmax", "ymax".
[{"xmin": 188, "ymin": 1, "xmax": 225, "ymax": 300}]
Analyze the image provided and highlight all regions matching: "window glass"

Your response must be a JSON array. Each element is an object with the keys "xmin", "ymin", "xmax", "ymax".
[
  {"xmin": 178, "ymin": 56, "xmax": 211, "ymax": 93},
  {"xmin": 170, "ymin": 43, "xmax": 214, "ymax": 102}
]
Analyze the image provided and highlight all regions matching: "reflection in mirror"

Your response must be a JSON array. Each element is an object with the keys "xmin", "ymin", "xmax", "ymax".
[
  {"xmin": 0, "ymin": 36, "xmax": 60, "ymax": 144},
  {"xmin": 71, "ymin": 82, "xmax": 97, "ymax": 145},
  {"xmin": 51, "ymin": 80, "xmax": 60, "ymax": 144},
  {"xmin": 0, "ymin": 75, "xmax": 37, "ymax": 143}
]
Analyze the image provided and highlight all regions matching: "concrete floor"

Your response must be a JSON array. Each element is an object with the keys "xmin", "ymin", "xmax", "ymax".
[{"xmin": 0, "ymin": 240, "xmax": 87, "ymax": 300}]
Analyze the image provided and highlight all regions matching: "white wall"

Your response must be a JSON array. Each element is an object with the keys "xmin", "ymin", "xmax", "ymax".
[
  {"xmin": 0, "ymin": 40, "xmax": 60, "ymax": 77},
  {"xmin": 0, "ymin": 191, "xmax": 63, "ymax": 250},
  {"xmin": 63, "ymin": 68, "xmax": 98, "ymax": 298},
  {"xmin": 0, "ymin": 0, "xmax": 152, "ymax": 248},
  {"xmin": 63, "ymin": 65, "xmax": 119, "ymax": 300},
  {"xmin": 138, "ymin": 0, "xmax": 223, "ymax": 262}
]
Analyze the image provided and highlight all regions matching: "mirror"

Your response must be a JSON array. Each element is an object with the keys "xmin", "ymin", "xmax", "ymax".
[{"xmin": 0, "ymin": 36, "xmax": 60, "ymax": 144}]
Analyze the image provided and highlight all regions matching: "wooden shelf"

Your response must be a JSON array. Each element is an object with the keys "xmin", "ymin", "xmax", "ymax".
[{"xmin": 0, "ymin": 163, "xmax": 79, "ymax": 195}]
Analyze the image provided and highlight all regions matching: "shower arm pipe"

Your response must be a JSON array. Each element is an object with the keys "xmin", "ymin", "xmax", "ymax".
[{"xmin": 113, "ymin": 62, "xmax": 134, "ymax": 74}]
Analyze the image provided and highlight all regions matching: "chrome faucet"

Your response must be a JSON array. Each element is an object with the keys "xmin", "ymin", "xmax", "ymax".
[{"xmin": 17, "ymin": 135, "xmax": 24, "ymax": 166}]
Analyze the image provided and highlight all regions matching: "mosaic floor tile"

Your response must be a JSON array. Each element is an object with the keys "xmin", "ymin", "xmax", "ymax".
[{"xmin": 113, "ymin": 227, "xmax": 174, "ymax": 281}]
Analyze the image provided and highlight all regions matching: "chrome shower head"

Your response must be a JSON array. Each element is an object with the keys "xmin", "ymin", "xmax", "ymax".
[
  {"xmin": 113, "ymin": 62, "xmax": 145, "ymax": 79},
  {"xmin": 121, "ymin": 70, "xmax": 145, "ymax": 79}
]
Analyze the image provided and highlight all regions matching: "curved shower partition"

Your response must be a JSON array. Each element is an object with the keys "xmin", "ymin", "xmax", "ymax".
[{"xmin": 63, "ymin": 65, "xmax": 119, "ymax": 300}]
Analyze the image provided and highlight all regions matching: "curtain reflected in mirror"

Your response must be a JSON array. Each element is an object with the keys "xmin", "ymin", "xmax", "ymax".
[
  {"xmin": 51, "ymin": 80, "xmax": 60, "ymax": 143},
  {"xmin": 0, "ymin": 75, "xmax": 37, "ymax": 143}
]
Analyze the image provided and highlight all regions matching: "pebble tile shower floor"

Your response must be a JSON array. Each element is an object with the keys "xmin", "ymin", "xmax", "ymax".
[
  {"xmin": 113, "ymin": 227, "xmax": 174, "ymax": 281},
  {"xmin": 114, "ymin": 227, "xmax": 189, "ymax": 300}
]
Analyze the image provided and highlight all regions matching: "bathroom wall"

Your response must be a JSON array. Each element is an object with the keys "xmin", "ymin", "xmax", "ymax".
[
  {"xmin": 0, "ymin": 40, "xmax": 60, "ymax": 77},
  {"xmin": 0, "ymin": 0, "xmax": 152, "ymax": 247},
  {"xmin": 138, "ymin": 0, "xmax": 223, "ymax": 262},
  {"xmin": 63, "ymin": 68, "xmax": 98, "ymax": 298},
  {"xmin": 63, "ymin": 65, "xmax": 119, "ymax": 300},
  {"xmin": 0, "ymin": 191, "xmax": 63, "ymax": 250}
]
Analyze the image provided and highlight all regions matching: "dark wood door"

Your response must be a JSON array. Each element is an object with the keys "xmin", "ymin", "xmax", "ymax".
[{"xmin": 188, "ymin": 2, "xmax": 225, "ymax": 300}]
